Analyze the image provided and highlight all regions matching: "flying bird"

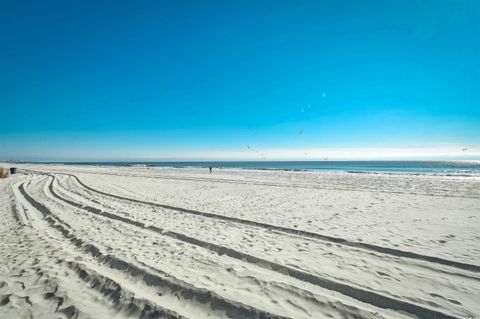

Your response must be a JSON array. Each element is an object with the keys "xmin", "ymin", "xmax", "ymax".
[
  {"xmin": 298, "ymin": 129, "xmax": 304, "ymax": 135},
  {"xmin": 246, "ymin": 145, "xmax": 250, "ymax": 150},
  {"xmin": 462, "ymin": 148, "xmax": 468, "ymax": 151}
]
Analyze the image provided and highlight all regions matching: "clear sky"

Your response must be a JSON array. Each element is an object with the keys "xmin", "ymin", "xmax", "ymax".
[{"xmin": 1, "ymin": 0, "xmax": 479, "ymax": 161}]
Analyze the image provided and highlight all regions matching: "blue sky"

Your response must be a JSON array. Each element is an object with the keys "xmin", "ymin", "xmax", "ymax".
[{"xmin": 1, "ymin": 0, "xmax": 479, "ymax": 161}]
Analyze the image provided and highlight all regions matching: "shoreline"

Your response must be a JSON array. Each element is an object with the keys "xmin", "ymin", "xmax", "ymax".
[{"xmin": 3, "ymin": 160, "xmax": 480, "ymax": 177}]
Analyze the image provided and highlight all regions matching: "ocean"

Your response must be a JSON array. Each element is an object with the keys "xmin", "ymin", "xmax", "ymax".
[{"xmin": 58, "ymin": 161, "xmax": 480, "ymax": 176}]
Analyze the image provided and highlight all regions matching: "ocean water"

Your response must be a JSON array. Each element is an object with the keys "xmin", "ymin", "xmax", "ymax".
[{"xmin": 62, "ymin": 161, "xmax": 480, "ymax": 176}]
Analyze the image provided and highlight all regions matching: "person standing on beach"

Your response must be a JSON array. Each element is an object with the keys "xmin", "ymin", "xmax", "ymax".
[{"xmin": 209, "ymin": 166, "xmax": 212, "ymax": 174}]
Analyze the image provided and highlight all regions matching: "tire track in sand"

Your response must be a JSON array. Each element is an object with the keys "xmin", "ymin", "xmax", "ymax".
[
  {"xmin": 18, "ymin": 180, "xmax": 292, "ymax": 319},
  {"xmin": 40, "ymin": 176, "xmax": 401, "ymax": 319},
  {"xmin": 50, "ymin": 170, "xmax": 480, "ymax": 274},
  {"xmin": 8, "ymin": 191, "xmax": 185, "ymax": 319},
  {"xmin": 47, "ymin": 168, "xmax": 480, "ymax": 199},
  {"xmin": 44, "ymin": 174, "xmax": 459, "ymax": 319}
]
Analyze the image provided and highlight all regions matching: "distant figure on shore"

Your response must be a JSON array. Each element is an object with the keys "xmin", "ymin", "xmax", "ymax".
[{"xmin": 209, "ymin": 166, "xmax": 212, "ymax": 174}]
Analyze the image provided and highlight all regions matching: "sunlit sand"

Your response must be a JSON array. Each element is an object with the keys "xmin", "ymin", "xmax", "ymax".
[{"xmin": 1, "ymin": 163, "xmax": 479, "ymax": 318}]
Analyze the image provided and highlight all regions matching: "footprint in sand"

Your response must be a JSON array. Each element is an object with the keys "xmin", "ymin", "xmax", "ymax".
[{"xmin": 376, "ymin": 271, "xmax": 391, "ymax": 278}]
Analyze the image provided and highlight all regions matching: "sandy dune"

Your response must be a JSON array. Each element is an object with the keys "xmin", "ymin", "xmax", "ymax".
[{"xmin": 1, "ymin": 164, "xmax": 479, "ymax": 318}]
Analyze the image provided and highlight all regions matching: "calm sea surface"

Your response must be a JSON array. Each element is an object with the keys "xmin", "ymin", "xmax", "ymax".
[{"xmin": 59, "ymin": 161, "xmax": 480, "ymax": 176}]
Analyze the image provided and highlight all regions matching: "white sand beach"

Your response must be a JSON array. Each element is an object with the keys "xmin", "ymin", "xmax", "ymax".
[{"xmin": 1, "ymin": 163, "xmax": 479, "ymax": 318}]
